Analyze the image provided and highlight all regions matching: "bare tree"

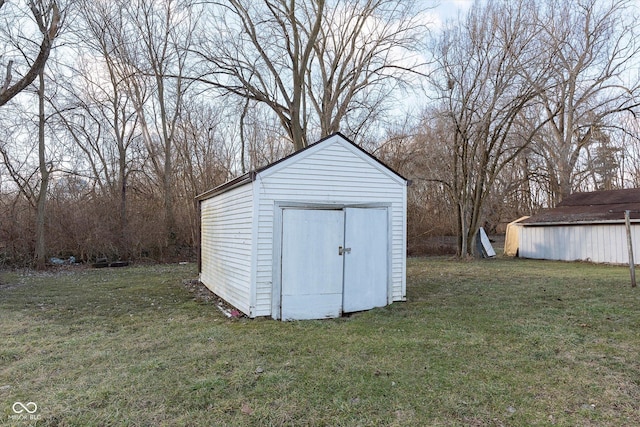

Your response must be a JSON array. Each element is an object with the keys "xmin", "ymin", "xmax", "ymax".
[
  {"xmin": 197, "ymin": 0, "xmax": 323, "ymax": 150},
  {"xmin": 197, "ymin": 0, "xmax": 427, "ymax": 150},
  {"xmin": 307, "ymin": 0, "xmax": 426, "ymax": 139},
  {"xmin": 614, "ymin": 116, "xmax": 640, "ymax": 187},
  {"xmin": 0, "ymin": 64, "xmax": 59, "ymax": 268},
  {"xmin": 428, "ymin": 0, "xmax": 550, "ymax": 257},
  {"xmin": 0, "ymin": 0, "xmax": 62, "ymax": 106},
  {"xmin": 115, "ymin": 0, "xmax": 199, "ymax": 253},
  {"xmin": 56, "ymin": 0, "xmax": 145, "ymax": 257},
  {"xmin": 33, "ymin": 68, "xmax": 49, "ymax": 268},
  {"xmin": 0, "ymin": 0, "xmax": 64, "ymax": 267},
  {"xmin": 174, "ymin": 101, "xmax": 236, "ymax": 247},
  {"xmin": 532, "ymin": 0, "xmax": 640, "ymax": 203}
]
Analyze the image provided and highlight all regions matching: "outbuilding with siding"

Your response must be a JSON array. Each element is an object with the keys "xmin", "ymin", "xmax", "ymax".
[
  {"xmin": 196, "ymin": 133, "xmax": 407, "ymax": 320},
  {"xmin": 517, "ymin": 188, "xmax": 640, "ymax": 264}
]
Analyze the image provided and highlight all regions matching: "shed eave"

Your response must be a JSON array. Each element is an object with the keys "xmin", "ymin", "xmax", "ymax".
[
  {"xmin": 195, "ymin": 171, "xmax": 256, "ymax": 202},
  {"xmin": 522, "ymin": 219, "xmax": 640, "ymax": 227}
]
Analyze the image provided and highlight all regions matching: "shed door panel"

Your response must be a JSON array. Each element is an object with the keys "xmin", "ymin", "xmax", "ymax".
[
  {"xmin": 281, "ymin": 209, "xmax": 344, "ymax": 320},
  {"xmin": 343, "ymin": 208, "xmax": 388, "ymax": 313}
]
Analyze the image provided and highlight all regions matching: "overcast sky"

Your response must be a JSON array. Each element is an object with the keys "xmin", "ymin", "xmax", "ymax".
[{"xmin": 428, "ymin": 0, "xmax": 474, "ymax": 27}]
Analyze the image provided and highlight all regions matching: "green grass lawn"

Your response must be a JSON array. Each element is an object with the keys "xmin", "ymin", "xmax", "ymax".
[{"xmin": 1, "ymin": 258, "xmax": 639, "ymax": 426}]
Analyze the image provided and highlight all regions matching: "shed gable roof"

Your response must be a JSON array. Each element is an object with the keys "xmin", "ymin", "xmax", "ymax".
[
  {"xmin": 196, "ymin": 132, "xmax": 406, "ymax": 201},
  {"xmin": 522, "ymin": 188, "xmax": 640, "ymax": 225}
]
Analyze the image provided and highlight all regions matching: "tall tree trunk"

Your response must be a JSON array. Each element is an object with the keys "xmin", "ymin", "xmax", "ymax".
[
  {"xmin": 164, "ymin": 148, "xmax": 175, "ymax": 251},
  {"xmin": 239, "ymin": 98, "xmax": 249, "ymax": 174},
  {"xmin": 35, "ymin": 69, "xmax": 49, "ymax": 269},
  {"xmin": 157, "ymin": 78, "xmax": 176, "ymax": 252},
  {"xmin": 118, "ymin": 147, "xmax": 128, "ymax": 256}
]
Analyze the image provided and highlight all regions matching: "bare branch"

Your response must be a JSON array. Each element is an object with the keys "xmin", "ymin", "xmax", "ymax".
[
  {"xmin": 1, "ymin": 60, "xmax": 13, "ymax": 93},
  {"xmin": 0, "ymin": 0, "xmax": 62, "ymax": 107},
  {"xmin": 196, "ymin": 0, "xmax": 428, "ymax": 150}
]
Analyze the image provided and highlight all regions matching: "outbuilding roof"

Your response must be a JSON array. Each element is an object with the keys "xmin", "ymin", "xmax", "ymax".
[
  {"xmin": 522, "ymin": 188, "xmax": 640, "ymax": 225},
  {"xmin": 195, "ymin": 132, "xmax": 407, "ymax": 201}
]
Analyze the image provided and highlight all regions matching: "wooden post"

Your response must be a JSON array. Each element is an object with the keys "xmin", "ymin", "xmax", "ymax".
[{"xmin": 625, "ymin": 210, "xmax": 636, "ymax": 288}]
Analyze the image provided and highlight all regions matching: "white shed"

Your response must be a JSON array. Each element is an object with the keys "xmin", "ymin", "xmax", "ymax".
[
  {"xmin": 196, "ymin": 133, "xmax": 407, "ymax": 320},
  {"xmin": 517, "ymin": 188, "xmax": 640, "ymax": 264}
]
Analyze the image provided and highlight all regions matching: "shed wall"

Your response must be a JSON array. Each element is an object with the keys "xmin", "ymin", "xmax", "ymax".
[
  {"xmin": 252, "ymin": 137, "xmax": 407, "ymax": 317},
  {"xmin": 200, "ymin": 183, "xmax": 254, "ymax": 315},
  {"xmin": 519, "ymin": 223, "xmax": 640, "ymax": 264}
]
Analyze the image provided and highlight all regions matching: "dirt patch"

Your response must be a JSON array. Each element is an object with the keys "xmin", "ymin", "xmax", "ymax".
[
  {"xmin": 182, "ymin": 278, "xmax": 218, "ymax": 302},
  {"xmin": 181, "ymin": 279, "xmax": 244, "ymax": 318}
]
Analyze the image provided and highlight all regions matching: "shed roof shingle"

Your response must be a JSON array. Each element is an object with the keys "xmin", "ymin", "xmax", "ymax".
[{"xmin": 522, "ymin": 188, "xmax": 640, "ymax": 224}]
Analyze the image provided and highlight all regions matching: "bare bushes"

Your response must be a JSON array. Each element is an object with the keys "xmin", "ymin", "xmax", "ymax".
[{"xmin": 0, "ymin": 186, "xmax": 196, "ymax": 267}]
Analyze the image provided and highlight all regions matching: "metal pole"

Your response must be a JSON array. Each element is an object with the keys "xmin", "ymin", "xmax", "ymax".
[{"xmin": 625, "ymin": 210, "xmax": 636, "ymax": 288}]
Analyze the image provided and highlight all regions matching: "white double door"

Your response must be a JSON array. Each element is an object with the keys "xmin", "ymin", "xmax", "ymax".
[{"xmin": 280, "ymin": 207, "xmax": 388, "ymax": 320}]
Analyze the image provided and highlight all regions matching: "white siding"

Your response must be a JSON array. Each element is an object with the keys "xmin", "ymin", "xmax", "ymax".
[
  {"xmin": 252, "ymin": 135, "xmax": 407, "ymax": 317},
  {"xmin": 200, "ymin": 183, "xmax": 254, "ymax": 315},
  {"xmin": 519, "ymin": 223, "xmax": 640, "ymax": 264}
]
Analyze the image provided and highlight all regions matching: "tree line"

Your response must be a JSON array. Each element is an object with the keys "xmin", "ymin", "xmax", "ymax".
[{"xmin": 0, "ymin": 0, "xmax": 639, "ymax": 266}]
